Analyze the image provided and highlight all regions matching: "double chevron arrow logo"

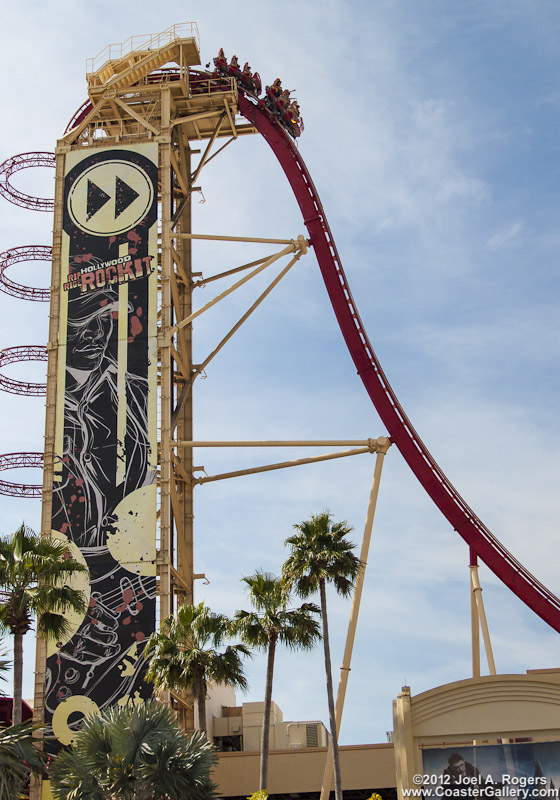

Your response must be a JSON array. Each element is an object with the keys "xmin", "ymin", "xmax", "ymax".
[
  {"xmin": 86, "ymin": 176, "xmax": 140, "ymax": 221},
  {"xmin": 67, "ymin": 157, "xmax": 155, "ymax": 237}
]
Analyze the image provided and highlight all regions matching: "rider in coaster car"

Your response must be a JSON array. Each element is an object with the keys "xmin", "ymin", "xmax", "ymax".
[
  {"xmin": 230, "ymin": 55, "xmax": 240, "ymax": 72},
  {"xmin": 243, "ymin": 62, "xmax": 252, "ymax": 78},
  {"xmin": 279, "ymin": 89, "xmax": 291, "ymax": 108},
  {"xmin": 270, "ymin": 78, "xmax": 283, "ymax": 97},
  {"xmin": 289, "ymin": 100, "xmax": 301, "ymax": 122},
  {"xmin": 215, "ymin": 47, "xmax": 227, "ymax": 69}
]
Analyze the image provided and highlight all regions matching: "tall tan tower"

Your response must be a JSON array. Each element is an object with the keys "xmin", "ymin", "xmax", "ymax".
[{"xmin": 34, "ymin": 23, "xmax": 261, "ymax": 750}]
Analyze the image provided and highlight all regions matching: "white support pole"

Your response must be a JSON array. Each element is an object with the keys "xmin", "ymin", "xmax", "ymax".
[
  {"xmin": 174, "ymin": 439, "xmax": 381, "ymax": 448},
  {"xmin": 470, "ymin": 548, "xmax": 481, "ymax": 678},
  {"xmin": 319, "ymin": 438, "xmax": 391, "ymax": 800},
  {"xmin": 194, "ymin": 446, "xmax": 375, "ymax": 484},
  {"xmin": 470, "ymin": 561, "xmax": 496, "ymax": 675}
]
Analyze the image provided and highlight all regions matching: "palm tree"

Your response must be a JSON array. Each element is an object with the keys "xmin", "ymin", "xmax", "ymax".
[
  {"xmin": 0, "ymin": 721, "xmax": 45, "ymax": 800},
  {"xmin": 49, "ymin": 698, "xmax": 217, "ymax": 800},
  {"xmin": 233, "ymin": 571, "xmax": 321, "ymax": 792},
  {"xmin": 0, "ymin": 523, "xmax": 88, "ymax": 724},
  {"xmin": 145, "ymin": 602, "xmax": 250, "ymax": 737},
  {"xmin": 283, "ymin": 512, "xmax": 361, "ymax": 800}
]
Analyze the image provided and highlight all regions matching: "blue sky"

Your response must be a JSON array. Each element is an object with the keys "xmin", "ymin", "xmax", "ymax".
[{"xmin": 0, "ymin": 0, "xmax": 560, "ymax": 746}]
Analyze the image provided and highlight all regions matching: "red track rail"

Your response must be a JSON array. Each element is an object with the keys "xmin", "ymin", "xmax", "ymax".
[
  {"xmin": 0, "ymin": 452, "xmax": 43, "ymax": 498},
  {"xmin": 238, "ymin": 92, "xmax": 560, "ymax": 632},
  {"xmin": 0, "ymin": 152, "xmax": 55, "ymax": 211},
  {"xmin": 0, "ymin": 245, "xmax": 51, "ymax": 302},
  {"xmin": 0, "ymin": 346, "xmax": 47, "ymax": 396}
]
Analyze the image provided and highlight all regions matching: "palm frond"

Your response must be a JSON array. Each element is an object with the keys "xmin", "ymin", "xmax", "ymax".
[
  {"xmin": 145, "ymin": 603, "xmax": 249, "ymax": 701},
  {"xmin": 235, "ymin": 571, "xmax": 321, "ymax": 652},
  {"xmin": 49, "ymin": 700, "xmax": 217, "ymax": 800},
  {"xmin": 0, "ymin": 525, "xmax": 89, "ymax": 716},
  {"xmin": 283, "ymin": 512, "xmax": 361, "ymax": 599},
  {"xmin": 0, "ymin": 721, "xmax": 45, "ymax": 800}
]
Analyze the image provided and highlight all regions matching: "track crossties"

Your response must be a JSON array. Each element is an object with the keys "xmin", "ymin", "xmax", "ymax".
[
  {"xmin": 0, "ymin": 152, "xmax": 55, "ymax": 212},
  {"xmin": 0, "ymin": 246, "xmax": 51, "ymax": 302},
  {"xmin": 0, "ymin": 453, "xmax": 43, "ymax": 498}
]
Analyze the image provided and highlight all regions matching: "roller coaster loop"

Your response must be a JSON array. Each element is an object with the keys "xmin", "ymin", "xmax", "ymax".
[
  {"xmin": 0, "ymin": 245, "xmax": 51, "ymax": 301},
  {"xmin": 0, "ymin": 152, "xmax": 55, "ymax": 211},
  {"xmin": 0, "ymin": 452, "xmax": 43, "ymax": 498},
  {"xmin": 0, "ymin": 346, "xmax": 47, "ymax": 396}
]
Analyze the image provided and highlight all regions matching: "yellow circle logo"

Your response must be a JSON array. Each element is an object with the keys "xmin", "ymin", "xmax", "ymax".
[{"xmin": 67, "ymin": 160, "xmax": 154, "ymax": 236}]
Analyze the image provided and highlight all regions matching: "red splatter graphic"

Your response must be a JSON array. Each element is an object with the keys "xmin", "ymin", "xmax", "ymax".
[
  {"xmin": 130, "ymin": 316, "xmax": 142, "ymax": 337},
  {"xmin": 115, "ymin": 587, "xmax": 135, "ymax": 613},
  {"xmin": 74, "ymin": 253, "xmax": 93, "ymax": 264},
  {"xmin": 127, "ymin": 231, "xmax": 141, "ymax": 255}
]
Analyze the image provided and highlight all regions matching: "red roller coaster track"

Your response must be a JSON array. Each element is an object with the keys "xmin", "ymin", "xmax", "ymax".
[
  {"xmin": 0, "ymin": 346, "xmax": 47, "ymax": 395},
  {"xmin": 0, "ymin": 152, "xmax": 55, "ymax": 212},
  {"xmin": 0, "ymin": 159, "xmax": 52, "ymax": 496},
  {"xmin": 236, "ymin": 91, "xmax": 560, "ymax": 634},
  {"xmin": 0, "ymin": 452, "xmax": 43, "ymax": 498},
  {"xmin": 0, "ymin": 246, "xmax": 52, "ymax": 302}
]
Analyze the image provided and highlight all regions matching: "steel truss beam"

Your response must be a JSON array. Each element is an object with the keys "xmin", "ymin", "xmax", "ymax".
[
  {"xmin": 169, "ymin": 236, "xmax": 307, "ymax": 433},
  {"xmin": 173, "ymin": 438, "xmax": 388, "ymax": 484}
]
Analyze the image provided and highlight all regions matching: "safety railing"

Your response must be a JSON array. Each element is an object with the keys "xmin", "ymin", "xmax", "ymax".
[{"xmin": 86, "ymin": 22, "xmax": 200, "ymax": 76}]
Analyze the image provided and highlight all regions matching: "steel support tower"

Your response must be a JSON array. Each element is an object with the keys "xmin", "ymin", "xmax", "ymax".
[{"xmin": 34, "ymin": 23, "xmax": 262, "ymax": 737}]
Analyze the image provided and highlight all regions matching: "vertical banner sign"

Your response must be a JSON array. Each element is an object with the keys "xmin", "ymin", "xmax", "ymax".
[{"xmin": 45, "ymin": 145, "xmax": 158, "ymax": 745}]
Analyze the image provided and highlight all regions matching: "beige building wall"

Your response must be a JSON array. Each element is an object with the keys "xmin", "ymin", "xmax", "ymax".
[
  {"xmin": 212, "ymin": 699, "xmax": 329, "ymax": 752},
  {"xmin": 214, "ymin": 743, "xmax": 396, "ymax": 797},
  {"xmin": 210, "ymin": 672, "xmax": 560, "ymax": 797},
  {"xmin": 242, "ymin": 701, "xmax": 284, "ymax": 751},
  {"xmin": 393, "ymin": 671, "xmax": 560, "ymax": 800},
  {"xmin": 211, "ymin": 697, "xmax": 370, "ymax": 795}
]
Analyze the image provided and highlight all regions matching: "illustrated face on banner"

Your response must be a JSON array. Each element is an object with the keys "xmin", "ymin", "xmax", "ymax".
[
  {"xmin": 66, "ymin": 290, "xmax": 116, "ymax": 372},
  {"xmin": 44, "ymin": 145, "xmax": 158, "ymax": 748}
]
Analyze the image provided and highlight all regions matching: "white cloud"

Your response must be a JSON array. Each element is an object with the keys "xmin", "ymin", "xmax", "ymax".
[{"xmin": 486, "ymin": 221, "xmax": 524, "ymax": 251}]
